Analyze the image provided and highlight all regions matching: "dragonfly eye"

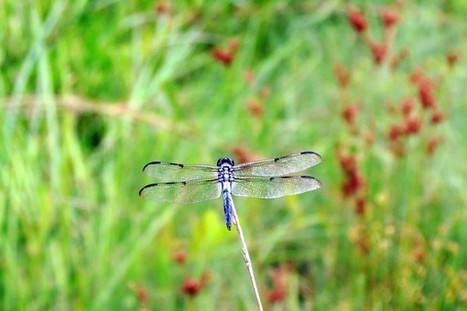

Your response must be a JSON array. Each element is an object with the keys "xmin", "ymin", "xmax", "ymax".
[{"xmin": 217, "ymin": 157, "xmax": 235, "ymax": 166}]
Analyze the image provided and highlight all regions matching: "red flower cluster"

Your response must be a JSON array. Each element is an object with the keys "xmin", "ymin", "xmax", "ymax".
[
  {"xmin": 380, "ymin": 8, "xmax": 399, "ymax": 28},
  {"xmin": 242, "ymin": 69, "xmax": 270, "ymax": 119},
  {"xmin": 354, "ymin": 197, "xmax": 366, "ymax": 216},
  {"xmin": 128, "ymin": 282, "xmax": 149, "ymax": 307},
  {"xmin": 181, "ymin": 272, "xmax": 210, "ymax": 298},
  {"xmin": 266, "ymin": 263, "xmax": 294, "ymax": 304},
  {"xmin": 417, "ymin": 78, "xmax": 436, "ymax": 109},
  {"xmin": 338, "ymin": 152, "xmax": 365, "ymax": 199},
  {"xmin": 369, "ymin": 41, "xmax": 388, "ymax": 65},
  {"xmin": 211, "ymin": 49, "xmax": 234, "ymax": 66},
  {"xmin": 181, "ymin": 278, "xmax": 202, "ymax": 297},
  {"xmin": 401, "ymin": 98, "xmax": 414, "ymax": 116},
  {"xmin": 211, "ymin": 39, "xmax": 239, "ymax": 66},
  {"xmin": 247, "ymin": 99, "xmax": 264, "ymax": 118},
  {"xmin": 387, "ymin": 98, "xmax": 422, "ymax": 144},
  {"xmin": 404, "ymin": 115, "xmax": 422, "ymax": 135},
  {"xmin": 154, "ymin": 0, "xmax": 171, "ymax": 14},
  {"xmin": 426, "ymin": 137, "xmax": 443, "ymax": 155},
  {"xmin": 172, "ymin": 249, "xmax": 187, "ymax": 266},
  {"xmin": 446, "ymin": 50, "xmax": 460, "ymax": 67},
  {"xmin": 341, "ymin": 103, "xmax": 359, "ymax": 126},
  {"xmin": 346, "ymin": 4, "xmax": 401, "ymax": 66},
  {"xmin": 387, "ymin": 74, "xmax": 446, "ymax": 156},
  {"xmin": 334, "ymin": 63, "xmax": 351, "ymax": 88},
  {"xmin": 171, "ymin": 248, "xmax": 210, "ymax": 299},
  {"xmin": 388, "ymin": 124, "xmax": 404, "ymax": 141},
  {"xmin": 347, "ymin": 9, "xmax": 368, "ymax": 33},
  {"xmin": 430, "ymin": 110, "xmax": 445, "ymax": 124}
]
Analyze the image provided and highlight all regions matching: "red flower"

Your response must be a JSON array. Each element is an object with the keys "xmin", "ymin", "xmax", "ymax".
[
  {"xmin": 181, "ymin": 278, "xmax": 202, "ymax": 297},
  {"xmin": 267, "ymin": 287, "xmax": 287, "ymax": 304},
  {"xmin": 446, "ymin": 51, "xmax": 460, "ymax": 66},
  {"xmin": 334, "ymin": 63, "xmax": 351, "ymax": 88},
  {"xmin": 154, "ymin": 0, "xmax": 171, "ymax": 14},
  {"xmin": 247, "ymin": 99, "xmax": 264, "ymax": 118},
  {"xmin": 347, "ymin": 9, "xmax": 368, "ymax": 33},
  {"xmin": 338, "ymin": 151, "xmax": 364, "ymax": 198},
  {"xmin": 430, "ymin": 110, "xmax": 445, "ymax": 124},
  {"xmin": 200, "ymin": 271, "xmax": 211, "ymax": 287},
  {"xmin": 388, "ymin": 124, "xmax": 404, "ymax": 141},
  {"xmin": 266, "ymin": 265, "xmax": 292, "ymax": 304},
  {"xmin": 404, "ymin": 116, "xmax": 421, "ymax": 135},
  {"xmin": 417, "ymin": 78, "xmax": 436, "ymax": 109},
  {"xmin": 400, "ymin": 98, "xmax": 414, "ymax": 117},
  {"xmin": 128, "ymin": 282, "xmax": 149, "ymax": 305},
  {"xmin": 409, "ymin": 69, "xmax": 424, "ymax": 85},
  {"xmin": 136, "ymin": 287, "xmax": 148, "ymax": 304},
  {"xmin": 426, "ymin": 137, "xmax": 442, "ymax": 155},
  {"xmin": 412, "ymin": 246, "xmax": 426, "ymax": 263},
  {"xmin": 244, "ymin": 69, "xmax": 255, "ymax": 86},
  {"xmin": 381, "ymin": 8, "xmax": 399, "ymax": 28},
  {"xmin": 211, "ymin": 49, "xmax": 234, "ymax": 66},
  {"xmin": 355, "ymin": 197, "xmax": 366, "ymax": 216},
  {"xmin": 338, "ymin": 153, "xmax": 357, "ymax": 175},
  {"xmin": 211, "ymin": 39, "xmax": 239, "ymax": 66},
  {"xmin": 341, "ymin": 103, "xmax": 359, "ymax": 125},
  {"xmin": 369, "ymin": 41, "xmax": 388, "ymax": 65},
  {"xmin": 342, "ymin": 170, "xmax": 364, "ymax": 197},
  {"xmin": 172, "ymin": 249, "xmax": 187, "ymax": 265}
]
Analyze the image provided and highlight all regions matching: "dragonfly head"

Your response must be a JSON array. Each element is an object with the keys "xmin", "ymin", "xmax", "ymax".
[{"xmin": 217, "ymin": 157, "xmax": 235, "ymax": 167}]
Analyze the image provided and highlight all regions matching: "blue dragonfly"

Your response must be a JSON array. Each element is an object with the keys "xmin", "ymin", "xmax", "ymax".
[{"xmin": 139, "ymin": 151, "xmax": 322, "ymax": 230}]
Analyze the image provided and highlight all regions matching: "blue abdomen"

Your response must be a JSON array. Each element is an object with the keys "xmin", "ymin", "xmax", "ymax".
[{"xmin": 222, "ymin": 190, "xmax": 233, "ymax": 230}]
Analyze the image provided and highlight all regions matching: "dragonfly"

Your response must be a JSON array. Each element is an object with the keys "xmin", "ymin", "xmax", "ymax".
[{"xmin": 139, "ymin": 151, "xmax": 322, "ymax": 230}]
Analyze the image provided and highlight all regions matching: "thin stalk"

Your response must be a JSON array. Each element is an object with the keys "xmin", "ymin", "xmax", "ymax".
[{"xmin": 230, "ymin": 202, "xmax": 264, "ymax": 311}]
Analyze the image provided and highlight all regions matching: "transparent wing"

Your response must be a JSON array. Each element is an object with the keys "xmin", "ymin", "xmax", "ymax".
[
  {"xmin": 142, "ymin": 161, "xmax": 218, "ymax": 182},
  {"xmin": 233, "ymin": 151, "xmax": 321, "ymax": 177},
  {"xmin": 231, "ymin": 176, "xmax": 321, "ymax": 199},
  {"xmin": 139, "ymin": 179, "xmax": 221, "ymax": 204}
]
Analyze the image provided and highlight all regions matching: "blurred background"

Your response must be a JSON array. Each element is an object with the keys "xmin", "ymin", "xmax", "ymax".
[{"xmin": 1, "ymin": 0, "xmax": 466, "ymax": 310}]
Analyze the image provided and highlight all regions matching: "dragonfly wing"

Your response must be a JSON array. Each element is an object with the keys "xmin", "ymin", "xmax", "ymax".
[
  {"xmin": 142, "ymin": 161, "xmax": 218, "ymax": 181},
  {"xmin": 233, "ymin": 151, "xmax": 321, "ymax": 176},
  {"xmin": 139, "ymin": 179, "xmax": 222, "ymax": 204},
  {"xmin": 231, "ymin": 176, "xmax": 321, "ymax": 199}
]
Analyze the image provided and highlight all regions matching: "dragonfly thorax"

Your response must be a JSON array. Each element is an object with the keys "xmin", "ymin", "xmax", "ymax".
[{"xmin": 216, "ymin": 158, "xmax": 234, "ymax": 183}]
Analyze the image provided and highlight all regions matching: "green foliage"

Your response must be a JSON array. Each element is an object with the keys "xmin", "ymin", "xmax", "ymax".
[{"xmin": 1, "ymin": 0, "xmax": 466, "ymax": 310}]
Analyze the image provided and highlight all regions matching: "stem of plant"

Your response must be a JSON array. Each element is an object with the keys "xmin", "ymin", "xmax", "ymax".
[{"xmin": 230, "ymin": 201, "xmax": 264, "ymax": 311}]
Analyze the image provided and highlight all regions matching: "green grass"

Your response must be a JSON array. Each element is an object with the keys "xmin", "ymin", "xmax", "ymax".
[{"xmin": 1, "ymin": 1, "xmax": 466, "ymax": 310}]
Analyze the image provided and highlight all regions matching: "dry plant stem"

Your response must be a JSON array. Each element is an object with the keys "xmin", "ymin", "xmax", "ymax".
[{"xmin": 230, "ymin": 202, "xmax": 264, "ymax": 311}]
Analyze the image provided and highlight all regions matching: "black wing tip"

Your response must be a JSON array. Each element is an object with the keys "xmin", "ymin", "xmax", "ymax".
[
  {"xmin": 138, "ymin": 183, "xmax": 158, "ymax": 197},
  {"xmin": 301, "ymin": 151, "xmax": 322, "ymax": 158},
  {"xmin": 142, "ymin": 161, "xmax": 161, "ymax": 172},
  {"xmin": 138, "ymin": 181, "xmax": 189, "ymax": 197},
  {"xmin": 302, "ymin": 175, "xmax": 322, "ymax": 187},
  {"xmin": 142, "ymin": 161, "xmax": 184, "ymax": 172}
]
